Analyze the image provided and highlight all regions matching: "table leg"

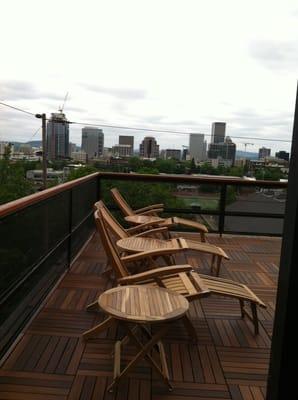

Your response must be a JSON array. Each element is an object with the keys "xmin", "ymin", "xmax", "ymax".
[
  {"xmin": 107, "ymin": 323, "xmax": 172, "ymax": 392},
  {"xmin": 82, "ymin": 316, "xmax": 117, "ymax": 340}
]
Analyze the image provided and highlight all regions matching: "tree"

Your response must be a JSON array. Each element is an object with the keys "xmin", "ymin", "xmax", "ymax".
[
  {"xmin": 255, "ymin": 168, "xmax": 283, "ymax": 181},
  {"xmin": 190, "ymin": 158, "xmax": 196, "ymax": 173},
  {"xmin": 0, "ymin": 146, "xmax": 34, "ymax": 205},
  {"xmin": 67, "ymin": 165, "xmax": 97, "ymax": 181},
  {"xmin": 136, "ymin": 167, "xmax": 159, "ymax": 175}
]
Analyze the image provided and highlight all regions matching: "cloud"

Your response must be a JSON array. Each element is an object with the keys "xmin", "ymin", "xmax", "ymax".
[
  {"xmin": 250, "ymin": 40, "xmax": 298, "ymax": 71},
  {"xmin": 231, "ymin": 108, "xmax": 293, "ymax": 128},
  {"xmin": 225, "ymin": 108, "xmax": 293, "ymax": 146},
  {"xmin": 80, "ymin": 83, "xmax": 147, "ymax": 100},
  {"xmin": 0, "ymin": 80, "xmax": 62, "ymax": 101},
  {"xmin": 62, "ymin": 105, "xmax": 87, "ymax": 113}
]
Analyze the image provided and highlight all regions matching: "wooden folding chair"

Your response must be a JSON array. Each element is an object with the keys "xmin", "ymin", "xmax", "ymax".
[
  {"xmin": 95, "ymin": 200, "xmax": 229, "ymax": 276},
  {"xmin": 83, "ymin": 209, "xmax": 266, "ymax": 340},
  {"xmin": 111, "ymin": 187, "xmax": 208, "ymax": 242}
]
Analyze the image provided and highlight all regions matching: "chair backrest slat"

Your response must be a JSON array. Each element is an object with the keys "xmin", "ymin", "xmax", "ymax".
[
  {"xmin": 94, "ymin": 208, "xmax": 129, "ymax": 279},
  {"xmin": 111, "ymin": 188, "xmax": 135, "ymax": 216},
  {"xmin": 95, "ymin": 200, "xmax": 128, "ymax": 240}
]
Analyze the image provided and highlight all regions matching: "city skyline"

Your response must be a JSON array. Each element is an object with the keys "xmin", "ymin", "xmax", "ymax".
[
  {"xmin": 1, "ymin": 126, "xmax": 288, "ymax": 158},
  {"xmin": 0, "ymin": 1, "xmax": 296, "ymax": 155}
]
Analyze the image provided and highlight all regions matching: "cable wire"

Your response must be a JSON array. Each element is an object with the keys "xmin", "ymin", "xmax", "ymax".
[
  {"xmin": 0, "ymin": 100, "xmax": 292, "ymax": 144},
  {"xmin": 29, "ymin": 126, "xmax": 41, "ymax": 140},
  {"xmin": 68, "ymin": 120, "xmax": 292, "ymax": 143},
  {"xmin": 0, "ymin": 101, "xmax": 36, "ymax": 116}
]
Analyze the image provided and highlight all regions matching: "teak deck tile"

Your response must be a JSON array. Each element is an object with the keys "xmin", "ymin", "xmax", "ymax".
[{"xmin": 0, "ymin": 232, "xmax": 279, "ymax": 399}]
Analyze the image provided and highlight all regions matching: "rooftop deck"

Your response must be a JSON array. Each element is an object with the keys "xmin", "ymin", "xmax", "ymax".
[{"xmin": 0, "ymin": 232, "xmax": 280, "ymax": 400}]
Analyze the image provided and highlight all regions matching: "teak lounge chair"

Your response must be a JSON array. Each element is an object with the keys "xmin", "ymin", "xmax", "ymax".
[
  {"xmin": 111, "ymin": 187, "xmax": 209, "ymax": 242},
  {"xmin": 83, "ymin": 208, "xmax": 266, "ymax": 340},
  {"xmin": 95, "ymin": 201, "xmax": 229, "ymax": 276}
]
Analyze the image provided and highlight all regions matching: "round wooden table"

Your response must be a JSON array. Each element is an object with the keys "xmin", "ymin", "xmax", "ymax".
[{"xmin": 98, "ymin": 285, "xmax": 189, "ymax": 392}]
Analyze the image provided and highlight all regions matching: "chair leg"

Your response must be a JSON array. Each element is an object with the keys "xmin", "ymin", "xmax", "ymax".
[
  {"xmin": 86, "ymin": 300, "xmax": 100, "ymax": 312},
  {"xmin": 200, "ymin": 232, "xmax": 206, "ymax": 242},
  {"xmin": 82, "ymin": 316, "xmax": 116, "ymax": 340},
  {"xmin": 182, "ymin": 315, "xmax": 197, "ymax": 343},
  {"xmin": 99, "ymin": 262, "xmax": 112, "ymax": 277},
  {"xmin": 239, "ymin": 299, "xmax": 245, "ymax": 318},
  {"xmin": 215, "ymin": 256, "xmax": 222, "ymax": 276},
  {"xmin": 251, "ymin": 302, "xmax": 259, "ymax": 335},
  {"xmin": 211, "ymin": 254, "xmax": 216, "ymax": 274}
]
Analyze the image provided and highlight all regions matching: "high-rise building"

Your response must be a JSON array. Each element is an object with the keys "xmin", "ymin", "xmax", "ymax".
[
  {"xmin": 189, "ymin": 134, "xmax": 207, "ymax": 162},
  {"xmin": 275, "ymin": 150, "xmax": 289, "ymax": 162},
  {"xmin": 119, "ymin": 136, "xmax": 134, "ymax": 156},
  {"xmin": 139, "ymin": 137, "xmax": 159, "ymax": 158},
  {"xmin": 164, "ymin": 149, "xmax": 181, "ymax": 160},
  {"xmin": 112, "ymin": 144, "xmax": 132, "ymax": 158},
  {"xmin": 47, "ymin": 113, "xmax": 70, "ymax": 160},
  {"xmin": 81, "ymin": 127, "xmax": 104, "ymax": 159},
  {"xmin": 208, "ymin": 136, "xmax": 236, "ymax": 165},
  {"xmin": 71, "ymin": 151, "xmax": 87, "ymax": 163},
  {"xmin": 69, "ymin": 142, "xmax": 76, "ymax": 155},
  {"xmin": 211, "ymin": 122, "xmax": 226, "ymax": 144},
  {"xmin": 181, "ymin": 147, "xmax": 189, "ymax": 161},
  {"xmin": 258, "ymin": 147, "xmax": 271, "ymax": 159}
]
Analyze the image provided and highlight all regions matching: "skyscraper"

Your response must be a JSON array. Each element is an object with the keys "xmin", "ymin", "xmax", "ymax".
[
  {"xmin": 275, "ymin": 151, "xmax": 289, "ymax": 162},
  {"xmin": 139, "ymin": 137, "xmax": 159, "ymax": 158},
  {"xmin": 46, "ymin": 113, "xmax": 70, "ymax": 160},
  {"xmin": 81, "ymin": 127, "xmax": 104, "ymax": 159},
  {"xmin": 119, "ymin": 135, "xmax": 134, "ymax": 156},
  {"xmin": 211, "ymin": 122, "xmax": 226, "ymax": 144},
  {"xmin": 208, "ymin": 136, "xmax": 236, "ymax": 165},
  {"xmin": 189, "ymin": 134, "xmax": 207, "ymax": 162},
  {"xmin": 258, "ymin": 147, "xmax": 271, "ymax": 159}
]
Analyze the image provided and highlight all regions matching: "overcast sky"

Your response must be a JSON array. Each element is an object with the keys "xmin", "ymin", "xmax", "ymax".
[{"xmin": 0, "ymin": 0, "xmax": 297, "ymax": 153}]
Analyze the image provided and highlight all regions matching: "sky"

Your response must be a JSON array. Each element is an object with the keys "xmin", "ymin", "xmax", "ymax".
[{"xmin": 0, "ymin": 0, "xmax": 297, "ymax": 154}]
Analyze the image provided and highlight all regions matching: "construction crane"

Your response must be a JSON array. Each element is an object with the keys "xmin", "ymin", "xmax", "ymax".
[
  {"xmin": 242, "ymin": 142, "xmax": 254, "ymax": 157},
  {"xmin": 58, "ymin": 92, "xmax": 69, "ymax": 113}
]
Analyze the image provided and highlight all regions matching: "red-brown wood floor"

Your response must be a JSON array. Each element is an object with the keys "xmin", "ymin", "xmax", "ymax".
[{"xmin": 0, "ymin": 233, "xmax": 280, "ymax": 400}]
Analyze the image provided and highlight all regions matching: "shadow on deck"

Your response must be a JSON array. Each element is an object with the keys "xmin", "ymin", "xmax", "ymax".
[{"xmin": 0, "ymin": 233, "xmax": 280, "ymax": 400}]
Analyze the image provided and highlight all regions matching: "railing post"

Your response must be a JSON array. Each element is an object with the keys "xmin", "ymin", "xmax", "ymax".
[
  {"xmin": 67, "ymin": 188, "xmax": 73, "ymax": 268},
  {"xmin": 218, "ymin": 184, "xmax": 227, "ymax": 236}
]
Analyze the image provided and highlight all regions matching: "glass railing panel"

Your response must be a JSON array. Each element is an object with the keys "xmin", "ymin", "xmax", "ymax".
[
  {"xmin": 100, "ymin": 178, "xmax": 221, "ymax": 232},
  {"xmin": 0, "ymin": 191, "xmax": 69, "ymax": 300},
  {"xmin": 72, "ymin": 178, "xmax": 98, "ymax": 228},
  {"xmin": 71, "ymin": 178, "xmax": 98, "ymax": 258},
  {"xmin": 0, "ymin": 175, "xmax": 98, "ymax": 356},
  {"xmin": 224, "ymin": 185, "xmax": 286, "ymax": 235}
]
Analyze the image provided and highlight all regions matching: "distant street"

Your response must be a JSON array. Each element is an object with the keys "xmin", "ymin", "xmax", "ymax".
[{"xmin": 225, "ymin": 191, "xmax": 285, "ymax": 234}]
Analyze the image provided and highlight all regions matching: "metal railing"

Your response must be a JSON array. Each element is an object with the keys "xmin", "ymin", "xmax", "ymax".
[
  {"xmin": 0, "ymin": 171, "xmax": 287, "ymax": 356},
  {"xmin": 98, "ymin": 172, "xmax": 287, "ymax": 236}
]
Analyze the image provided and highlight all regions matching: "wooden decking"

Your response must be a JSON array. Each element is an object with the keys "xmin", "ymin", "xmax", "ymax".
[{"xmin": 0, "ymin": 233, "xmax": 280, "ymax": 400}]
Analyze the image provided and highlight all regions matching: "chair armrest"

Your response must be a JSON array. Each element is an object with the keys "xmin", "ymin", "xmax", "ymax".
[
  {"xmin": 134, "ymin": 204, "xmax": 164, "ymax": 213},
  {"xmin": 135, "ymin": 208, "xmax": 164, "ymax": 216},
  {"xmin": 126, "ymin": 221, "xmax": 163, "ymax": 234},
  {"xmin": 120, "ymin": 247, "xmax": 179, "ymax": 263},
  {"xmin": 117, "ymin": 265, "xmax": 193, "ymax": 284},
  {"xmin": 134, "ymin": 227, "xmax": 169, "ymax": 237}
]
